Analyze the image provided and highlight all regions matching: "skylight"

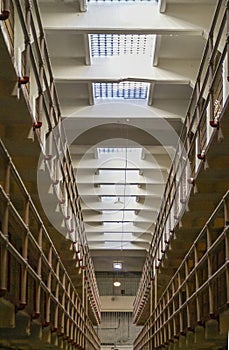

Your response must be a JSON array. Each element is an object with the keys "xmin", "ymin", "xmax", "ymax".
[
  {"xmin": 90, "ymin": 34, "xmax": 154, "ymax": 100},
  {"xmin": 90, "ymin": 34, "xmax": 154, "ymax": 57},
  {"xmin": 94, "ymin": 82, "xmax": 149, "ymax": 99},
  {"xmin": 98, "ymin": 147, "xmax": 142, "ymax": 155}
]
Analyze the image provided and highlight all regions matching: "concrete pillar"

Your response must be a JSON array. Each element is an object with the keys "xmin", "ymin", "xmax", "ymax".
[
  {"xmin": 0, "ymin": 297, "xmax": 15, "ymax": 328},
  {"xmin": 51, "ymin": 331, "xmax": 59, "ymax": 347},
  {"xmin": 178, "ymin": 334, "xmax": 186, "ymax": 348},
  {"xmin": 14, "ymin": 310, "xmax": 31, "ymax": 337},
  {"xmin": 194, "ymin": 325, "xmax": 205, "ymax": 344},
  {"xmin": 30, "ymin": 320, "xmax": 42, "ymax": 341},
  {"xmin": 205, "ymin": 319, "xmax": 219, "ymax": 341},
  {"xmin": 42, "ymin": 325, "xmax": 51, "ymax": 345},
  {"xmin": 186, "ymin": 330, "xmax": 195, "ymax": 349},
  {"xmin": 219, "ymin": 310, "xmax": 229, "ymax": 335}
]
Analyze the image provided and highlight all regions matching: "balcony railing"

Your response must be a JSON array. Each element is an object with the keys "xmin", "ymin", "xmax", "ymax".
[
  {"xmin": 133, "ymin": 0, "xmax": 229, "ymax": 323},
  {"xmin": 0, "ymin": 138, "xmax": 100, "ymax": 349},
  {"xmin": 134, "ymin": 191, "xmax": 229, "ymax": 349},
  {"xmin": 0, "ymin": 0, "xmax": 101, "ymax": 322}
]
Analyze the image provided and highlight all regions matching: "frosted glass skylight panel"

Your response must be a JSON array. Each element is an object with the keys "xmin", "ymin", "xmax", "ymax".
[
  {"xmin": 94, "ymin": 82, "xmax": 149, "ymax": 99},
  {"xmin": 90, "ymin": 34, "xmax": 154, "ymax": 57},
  {"xmin": 98, "ymin": 147, "xmax": 142, "ymax": 155}
]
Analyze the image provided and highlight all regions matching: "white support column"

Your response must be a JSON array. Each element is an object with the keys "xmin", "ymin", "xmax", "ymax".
[{"xmin": 222, "ymin": 57, "xmax": 229, "ymax": 105}]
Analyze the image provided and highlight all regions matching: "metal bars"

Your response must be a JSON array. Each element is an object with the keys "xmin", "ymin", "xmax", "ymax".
[
  {"xmin": 133, "ymin": 0, "xmax": 228, "ymax": 323},
  {"xmin": 134, "ymin": 191, "xmax": 229, "ymax": 349},
  {"xmin": 1, "ymin": 0, "xmax": 101, "ymax": 322},
  {"xmin": 0, "ymin": 138, "xmax": 100, "ymax": 349}
]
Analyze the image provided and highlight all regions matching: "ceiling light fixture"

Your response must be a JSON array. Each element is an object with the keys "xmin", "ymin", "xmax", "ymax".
[
  {"xmin": 113, "ymin": 281, "xmax": 121, "ymax": 287},
  {"xmin": 113, "ymin": 261, "xmax": 122, "ymax": 270}
]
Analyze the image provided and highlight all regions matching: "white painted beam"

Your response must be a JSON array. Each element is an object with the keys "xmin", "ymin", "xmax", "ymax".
[
  {"xmin": 76, "ymin": 176, "xmax": 166, "ymax": 185},
  {"xmin": 85, "ymin": 222, "xmax": 155, "ymax": 233},
  {"xmin": 70, "ymin": 145, "xmax": 174, "ymax": 156},
  {"xmin": 88, "ymin": 241, "xmax": 148, "ymax": 250},
  {"xmin": 40, "ymin": 3, "xmax": 212, "ymax": 35},
  {"xmin": 78, "ymin": 184, "xmax": 165, "ymax": 196},
  {"xmin": 87, "ymin": 233, "xmax": 152, "ymax": 242},
  {"xmin": 81, "ymin": 198, "xmax": 161, "ymax": 211},
  {"xmin": 62, "ymin": 105, "xmax": 184, "ymax": 120},
  {"xmin": 71, "ymin": 151, "xmax": 171, "ymax": 170},
  {"xmin": 52, "ymin": 57, "xmax": 198, "ymax": 84},
  {"xmin": 83, "ymin": 211, "xmax": 158, "ymax": 222}
]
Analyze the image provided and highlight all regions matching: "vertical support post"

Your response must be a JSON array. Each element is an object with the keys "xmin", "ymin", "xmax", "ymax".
[
  {"xmin": 54, "ymin": 258, "xmax": 60, "ymax": 331},
  {"xmin": 178, "ymin": 272, "xmax": 183, "ymax": 334},
  {"xmin": 154, "ymin": 269, "xmax": 158, "ymax": 311},
  {"xmin": 4, "ymin": 160, "xmax": 10, "ymax": 194},
  {"xmin": 45, "ymin": 245, "xmax": 52, "ymax": 326},
  {"xmin": 25, "ymin": 2, "xmax": 31, "ymax": 77},
  {"xmin": 172, "ymin": 281, "xmax": 176, "ymax": 338},
  {"xmin": 0, "ymin": 160, "xmax": 10, "ymax": 293},
  {"xmin": 150, "ymin": 274, "xmax": 153, "ymax": 319},
  {"xmin": 159, "ymin": 301, "xmax": 163, "ymax": 346},
  {"xmin": 35, "ymin": 225, "xmax": 42, "ymax": 318},
  {"xmin": 73, "ymin": 295, "xmax": 77, "ymax": 345},
  {"xmin": 50, "ymin": 80, "xmax": 56, "ymax": 126},
  {"xmin": 196, "ymin": 79, "xmax": 202, "ymax": 163},
  {"xmin": 185, "ymin": 260, "xmax": 191, "ymax": 329},
  {"xmin": 46, "ymin": 131, "xmax": 53, "ymax": 165},
  {"xmin": 70, "ymin": 290, "xmax": 75, "ymax": 343},
  {"xmin": 82, "ymin": 267, "xmax": 87, "ymax": 350},
  {"xmin": 194, "ymin": 245, "xmax": 201, "ymax": 323},
  {"xmin": 186, "ymin": 113, "xmax": 191, "ymax": 152},
  {"xmin": 19, "ymin": 0, "xmax": 31, "ymax": 82},
  {"xmin": 61, "ymin": 273, "xmax": 66, "ymax": 336},
  {"xmin": 20, "ymin": 198, "xmax": 29, "ymax": 308},
  {"xmin": 207, "ymin": 226, "xmax": 214, "ymax": 316},
  {"xmin": 65, "ymin": 282, "xmax": 70, "ymax": 341},
  {"xmin": 196, "ymin": 79, "xmax": 200, "ymax": 123},
  {"xmin": 38, "ymin": 35, "xmax": 44, "ymax": 126},
  {"xmin": 82, "ymin": 267, "xmax": 85, "ymax": 310},
  {"xmin": 2, "ymin": 0, "xmax": 10, "ymax": 12},
  {"xmin": 209, "ymin": 34, "xmax": 214, "ymax": 123},
  {"xmin": 166, "ymin": 289, "xmax": 171, "ymax": 342}
]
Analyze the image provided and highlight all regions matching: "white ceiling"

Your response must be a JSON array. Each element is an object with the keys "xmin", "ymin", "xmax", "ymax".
[{"xmin": 38, "ymin": 0, "xmax": 216, "ymax": 272}]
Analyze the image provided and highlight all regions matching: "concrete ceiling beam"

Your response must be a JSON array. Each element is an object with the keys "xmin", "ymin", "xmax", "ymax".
[
  {"xmin": 40, "ymin": 3, "xmax": 213, "ymax": 35},
  {"xmin": 51, "ymin": 57, "xmax": 197, "ymax": 84}
]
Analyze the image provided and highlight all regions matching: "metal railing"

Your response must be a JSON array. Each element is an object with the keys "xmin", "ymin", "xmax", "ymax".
[
  {"xmin": 0, "ymin": 0, "xmax": 101, "ymax": 322},
  {"xmin": 134, "ymin": 191, "xmax": 229, "ymax": 349},
  {"xmin": 133, "ymin": 0, "xmax": 229, "ymax": 323},
  {"xmin": 0, "ymin": 138, "xmax": 100, "ymax": 349}
]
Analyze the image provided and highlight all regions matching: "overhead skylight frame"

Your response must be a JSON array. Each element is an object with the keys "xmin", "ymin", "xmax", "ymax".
[
  {"xmin": 98, "ymin": 147, "xmax": 142, "ymax": 155},
  {"xmin": 94, "ymin": 82, "xmax": 149, "ymax": 99},
  {"xmin": 90, "ymin": 33, "xmax": 154, "ymax": 100},
  {"xmin": 90, "ymin": 34, "xmax": 154, "ymax": 57}
]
